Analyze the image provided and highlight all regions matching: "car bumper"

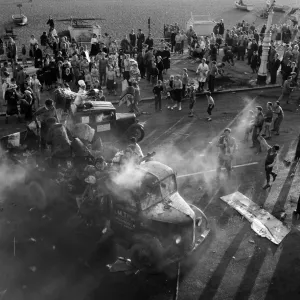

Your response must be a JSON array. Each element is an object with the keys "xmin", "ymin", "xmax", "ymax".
[{"xmin": 162, "ymin": 204, "xmax": 210, "ymax": 266}]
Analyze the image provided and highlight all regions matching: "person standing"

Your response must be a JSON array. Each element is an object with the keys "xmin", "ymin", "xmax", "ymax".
[
  {"xmin": 269, "ymin": 53, "xmax": 281, "ymax": 84},
  {"xmin": 137, "ymin": 29, "xmax": 145, "ymax": 52},
  {"xmin": 208, "ymin": 61, "xmax": 218, "ymax": 92},
  {"xmin": 7, "ymin": 37, "xmax": 17, "ymax": 66},
  {"xmin": 278, "ymin": 76, "xmax": 293, "ymax": 104},
  {"xmin": 31, "ymin": 73, "xmax": 42, "ymax": 109},
  {"xmin": 182, "ymin": 68, "xmax": 188, "ymax": 98},
  {"xmin": 188, "ymin": 85, "xmax": 196, "ymax": 117},
  {"xmin": 47, "ymin": 15, "xmax": 55, "ymax": 29},
  {"xmin": 262, "ymin": 144, "xmax": 280, "ymax": 190},
  {"xmin": 216, "ymin": 128, "xmax": 237, "ymax": 180},
  {"xmin": 261, "ymin": 102, "xmax": 273, "ymax": 140},
  {"xmin": 153, "ymin": 80, "xmax": 164, "ymax": 111},
  {"xmin": 34, "ymin": 44, "xmax": 43, "ymax": 69},
  {"xmin": 196, "ymin": 58, "xmax": 209, "ymax": 92},
  {"xmin": 206, "ymin": 91, "xmax": 215, "ymax": 121},
  {"xmin": 217, "ymin": 19, "xmax": 225, "ymax": 38},
  {"xmin": 98, "ymin": 52, "xmax": 108, "ymax": 87},
  {"xmin": 272, "ymin": 101, "xmax": 284, "ymax": 135},
  {"xmin": 171, "ymin": 75, "xmax": 183, "ymax": 110},
  {"xmin": 251, "ymin": 106, "xmax": 264, "ymax": 153},
  {"xmin": 129, "ymin": 29, "xmax": 136, "ymax": 50}
]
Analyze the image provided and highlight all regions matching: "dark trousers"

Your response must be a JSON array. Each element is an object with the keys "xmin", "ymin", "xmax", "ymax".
[
  {"xmin": 182, "ymin": 84, "xmax": 186, "ymax": 97},
  {"xmin": 208, "ymin": 75, "xmax": 215, "ymax": 92},
  {"xmin": 265, "ymin": 165, "xmax": 277, "ymax": 184},
  {"xmin": 207, "ymin": 104, "xmax": 214, "ymax": 116},
  {"xmin": 252, "ymin": 126, "xmax": 262, "ymax": 152},
  {"xmin": 270, "ymin": 71, "xmax": 277, "ymax": 84},
  {"xmin": 139, "ymin": 64, "xmax": 145, "ymax": 78},
  {"xmin": 154, "ymin": 94, "xmax": 162, "ymax": 110},
  {"xmin": 99, "ymin": 72, "xmax": 106, "ymax": 86}
]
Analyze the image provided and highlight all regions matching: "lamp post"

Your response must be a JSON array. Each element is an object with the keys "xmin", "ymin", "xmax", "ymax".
[{"xmin": 257, "ymin": 0, "xmax": 276, "ymax": 85}]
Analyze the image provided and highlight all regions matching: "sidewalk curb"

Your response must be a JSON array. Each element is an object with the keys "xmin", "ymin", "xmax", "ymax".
[
  {"xmin": 123, "ymin": 84, "xmax": 282, "ymax": 104},
  {"xmin": 0, "ymin": 84, "xmax": 282, "ymax": 116}
]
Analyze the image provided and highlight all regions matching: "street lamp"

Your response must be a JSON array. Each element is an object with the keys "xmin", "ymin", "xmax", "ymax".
[{"xmin": 257, "ymin": 0, "xmax": 276, "ymax": 85}]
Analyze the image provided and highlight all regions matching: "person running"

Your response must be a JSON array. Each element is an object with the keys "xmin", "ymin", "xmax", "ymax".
[
  {"xmin": 262, "ymin": 144, "xmax": 280, "ymax": 190},
  {"xmin": 216, "ymin": 128, "xmax": 237, "ymax": 180},
  {"xmin": 206, "ymin": 91, "xmax": 215, "ymax": 121}
]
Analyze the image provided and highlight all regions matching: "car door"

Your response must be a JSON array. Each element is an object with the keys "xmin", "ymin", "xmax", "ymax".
[
  {"xmin": 110, "ymin": 188, "xmax": 138, "ymax": 239},
  {"xmin": 93, "ymin": 110, "xmax": 116, "ymax": 142}
]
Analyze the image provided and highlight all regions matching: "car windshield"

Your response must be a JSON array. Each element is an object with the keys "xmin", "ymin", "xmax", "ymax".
[
  {"xmin": 160, "ymin": 175, "xmax": 177, "ymax": 199},
  {"xmin": 139, "ymin": 174, "xmax": 162, "ymax": 210}
]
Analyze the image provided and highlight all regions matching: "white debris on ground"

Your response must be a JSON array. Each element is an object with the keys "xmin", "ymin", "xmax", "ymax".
[{"xmin": 220, "ymin": 191, "xmax": 291, "ymax": 245}]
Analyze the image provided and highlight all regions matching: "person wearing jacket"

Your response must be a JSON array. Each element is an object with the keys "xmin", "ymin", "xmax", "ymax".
[
  {"xmin": 171, "ymin": 75, "xmax": 183, "ymax": 111},
  {"xmin": 98, "ymin": 52, "xmax": 108, "ymax": 87},
  {"xmin": 46, "ymin": 117, "xmax": 73, "ymax": 168},
  {"xmin": 208, "ymin": 61, "xmax": 218, "ymax": 92},
  {"xmin": 270, "ymin": 53, "xmax": 281, "ymax": 84},
  {"xmin": 7, "ymin": 37, "xmax": 17, "ymax": 65},
  {"xmin": 251, "ymin": 106, "xmax": 264, "ymax": 153},
  {"xmin": 137, "ymin": 29, "xmax": 145, "ymax": 52},
  {"xmin": 153, "ymin": 80, "xmax": 164, "ymax": 111}
]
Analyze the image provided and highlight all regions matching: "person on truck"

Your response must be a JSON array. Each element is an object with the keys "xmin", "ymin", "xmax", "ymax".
[
  {"xmin": 46, "ymin": 117, "xmax": 73, "ymax": 168},
  {"xmin": 33, "ymin": 99, "xmax": 58, "ymax": 149},
  {"xmin": 74, "ymin": 80, "xmax": 87, "ymax": 108}
]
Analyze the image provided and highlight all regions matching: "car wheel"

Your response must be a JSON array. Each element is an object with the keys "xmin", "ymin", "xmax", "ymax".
[{"xmin": 127, "ymin": 125, "xmax": 145, "ymax": 142}]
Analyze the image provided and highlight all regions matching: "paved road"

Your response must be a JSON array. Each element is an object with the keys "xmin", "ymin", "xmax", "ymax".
[
  {"xmin": 88, "ymin": 89, "xmax": 300, "ymax": 300},
  {"xmin": 1, "ymin": 88, "xmax": 300, "ymax": 300}
]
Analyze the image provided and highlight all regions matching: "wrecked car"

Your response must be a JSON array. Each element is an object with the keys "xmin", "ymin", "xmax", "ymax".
[
  {"xmin": 92, "ymin": 161, "xmax": 210, "ymax": 272},
  {"xmin": 70, "ymin": 101, "xmax": 145, "ymax": 143}
]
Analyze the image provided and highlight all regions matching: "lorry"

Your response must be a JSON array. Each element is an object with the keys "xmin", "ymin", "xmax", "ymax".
[{"xmin": 84, "ymin": 160, "xmax": 210, "ymax": 272}]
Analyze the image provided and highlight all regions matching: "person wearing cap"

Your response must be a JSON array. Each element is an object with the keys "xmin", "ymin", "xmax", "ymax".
[
  {"xmin": 278, "ymin": 76, "xmax": 293, "ymax": 104},
  {"xmin": 74, "ymin": 80, "xmax": 87, "ymax": 107},
  {"xmin": 196, "ymin": 58, "xmax": 209, "ymax": 92},
  {"xmin": 4, "ymin": 79, "xmax": 21, "ymax": 124}
]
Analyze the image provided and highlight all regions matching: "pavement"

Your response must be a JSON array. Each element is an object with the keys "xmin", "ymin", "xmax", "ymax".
[{"xmin": 1, "ymin": 88, "xmax": 300, "ymax": 300}]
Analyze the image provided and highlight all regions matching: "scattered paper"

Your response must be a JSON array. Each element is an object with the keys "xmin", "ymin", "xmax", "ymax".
[{"xmin": 220, "ymin": 191, "xmax": 291, "ymax": 245}]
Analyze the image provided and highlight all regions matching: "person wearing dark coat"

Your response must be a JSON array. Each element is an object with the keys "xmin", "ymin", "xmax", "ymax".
[
  {"xmin": 47, "ymin": 16, "xmax": 55, "ymax": 28},
  {"xmin": 129, "ymin": 29, "xmax": 136, "ymax": 49},
  {"xmin": 5, "ymin": 81, "xmax": 21, "ymax": 124},
  {"xmin": 270, "ymin": 53, "xmax": 281, "ymax": 84},
  {"xmin": 145, "ymin": 34, "xmax": 154, "ymax": 50},
  {"xmin": 170, "ymin": 31, "xmax": 177, "ymax": 53},
  {"xmin": 161, "ymin": 47, "xmax": 171, "ymax": 72},
  {"xmin": 217, "ymin": 19, "xmax": 225, "ymax": 37},
  {"xmin": 137, "ymin": 52, "xmax": 145, "ymax": 79},
  {"xmin": 156, "ymin": 56, "xmax": 164, "ymax": 81},
  {"xmin": 251, "ymin": 51, "xmax": 259, "ymax": 73},
  {"xmin": 237, "ymin": 40, "xmax": 246, "ymax": 61},
  {"xmin": 137, "ymin": 29, "xmax": 145, "ymax": 52},
  {"xmin": 34, "ymin": 44, "xmax": 43, "ymax": 68}
]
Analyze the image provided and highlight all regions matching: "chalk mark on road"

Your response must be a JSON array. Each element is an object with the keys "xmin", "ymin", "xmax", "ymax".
[{"xmin": 177, "ymin": 162, "xmax": 259, "ymax": 179}]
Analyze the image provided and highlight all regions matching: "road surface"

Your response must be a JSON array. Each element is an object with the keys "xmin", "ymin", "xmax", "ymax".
[{"xmin": 1, "ymin": 88, "xmax": 300, "ymax": 300}]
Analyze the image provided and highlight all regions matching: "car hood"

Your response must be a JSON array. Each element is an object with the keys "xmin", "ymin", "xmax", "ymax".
[
  {"xmin": 116, "ymin": 112, "xmax": 136, "ymax": 121},
  {"xmin": 142, "ymin": 192, "xmax": 195, "ymax": 224}
]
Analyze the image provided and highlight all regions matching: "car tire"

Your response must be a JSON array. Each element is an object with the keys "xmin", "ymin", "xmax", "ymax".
[
  {"xmin": 130, "ymin": 237, "xmax": 163, "ymax": 273},
  {"xmin": 127, "ymin": 124, "xmax": 145, "ymax": 142}
]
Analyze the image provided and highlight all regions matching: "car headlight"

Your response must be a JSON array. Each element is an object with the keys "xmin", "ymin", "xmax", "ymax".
[
  {"xmin": 196, "ymin": 217, "xmax": 202, "ymax": 227},
  {"xmin": 174, "ymin": 235, "xmax": 182, "ymax": 244}
]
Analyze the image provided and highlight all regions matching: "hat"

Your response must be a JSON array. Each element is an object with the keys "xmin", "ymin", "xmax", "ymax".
[{"xmin": 78, "ymin": 80, "xmax": 86, "ymax": 86}]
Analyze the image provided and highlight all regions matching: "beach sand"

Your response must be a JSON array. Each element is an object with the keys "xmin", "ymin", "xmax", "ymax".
[{"xmin": 0, "ymin": 0, "xmax": 296, "ymax": 48}]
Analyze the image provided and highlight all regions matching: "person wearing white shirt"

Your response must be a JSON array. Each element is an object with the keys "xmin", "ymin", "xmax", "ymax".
[
  {"xmin": 74, "ymin": 80, "xmax": 87, "ymax": 107},
  {"xmin": 196, "ymin": 58, "xmax": 209, "ymax": 92},
  {"xmin": 31, "ymin": 74, "xmax": 42, "ymax": 108}
]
